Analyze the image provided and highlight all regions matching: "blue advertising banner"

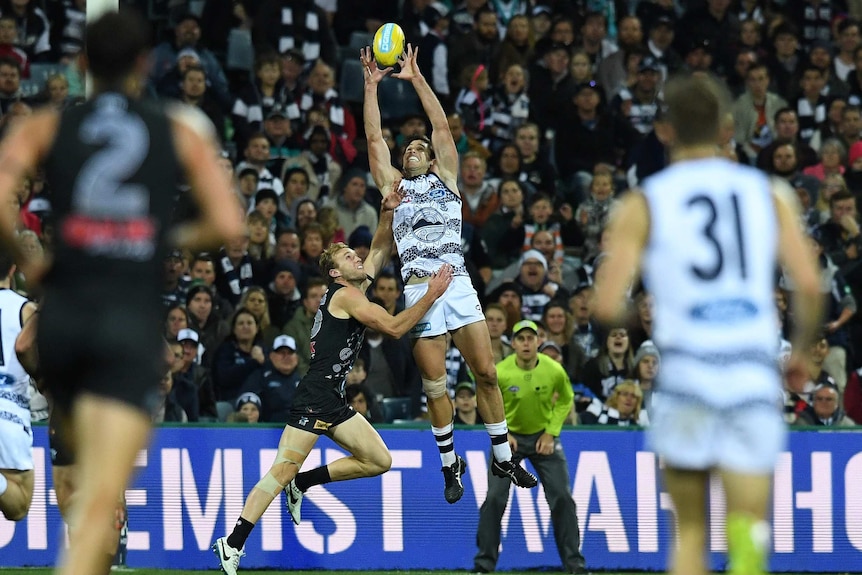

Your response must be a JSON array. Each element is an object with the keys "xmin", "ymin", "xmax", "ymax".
[{"xmin": 0, "ymin": 427, "xmax": 860, "ymax": 571}]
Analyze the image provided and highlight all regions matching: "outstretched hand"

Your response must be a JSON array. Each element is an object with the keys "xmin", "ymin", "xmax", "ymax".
[
  {"xmin": 392, "ymin": 43, "xmax": 420, "ymax": 81},
  {"xmin": 382, "ymin": 178, "xmax": 405, "ymax": 211},
  {"xmin": 360, "ymin": 46, "xmax": 392, "ymax": 85}
]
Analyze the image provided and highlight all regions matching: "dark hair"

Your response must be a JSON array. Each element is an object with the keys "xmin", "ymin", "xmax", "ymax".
[
  {"xmin": 829, "ymin": 189, "xmax": 855, "ymax": 207},
  {"xmin": 230, "ymin": 306, "xmax": 260, "ymax": 337},
  {"xmin": 192, "ymin": 252, "xmax": 215, "ymax": 266},
  {"xmin": 662, "ymin": 74, "xmax": 724, "ymax": 147},
  {"xmin": 0, "ymin": 250, "xmax": 14, "ymax": 277},
  {"xmin": 404, "ymin": 135, "xmax": 435, "ymax": 160},
  {"xmin": 838, "ymin": 18, "xmax": 860, "ymax": 36},
  {"xmin": 86, "ymin": 11, "xmax": 151, "ymax": 84},
  {"xmin": 254, "ymin": 51, "xmax": 281, "ymax": 71},
  {"xmin": 0, "ymin": 56, "xmax": 21, "ymax": 74},
  {"xmin": 282, "ymin": 166, "xmax": 310, "ymax": 185},
  {"xmin": 474, "ymin": 5, "xmax": 497, "ymax": 24},
  {"xmin": 303, "ymin": 276, "xmax": 328, "ymax": 298},
  {"xmin": 773, "ymin": 107, "xmax": 797, "ymax": 124},
  {"xmin": 181, "ymin": 64, "xmax": 206, "ymax": 81}
]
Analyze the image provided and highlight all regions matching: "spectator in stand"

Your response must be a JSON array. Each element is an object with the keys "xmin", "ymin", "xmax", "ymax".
[
  {"xmin": 41, "ymin": 73, "xmax": 75, "ymax": 110},
  {"xmin": 552, "ymin": 81, "xmax": 639, "ymax": 204},
  {"xmin": 0, "ymin": 0, "xmax": 50, "ymax": 61},
  {"xmin": 804, "ymin": 139, "xmax": 846, "ymax": 182},
  {"xmin": 727, "ymin": 48, "xmax": 757, "ymax": 99},
  {"xmin": 833, "ymin": 105, "xmax": 862, "ymax": 160},
  {"xmin": 629, "ymin": 292, "xmax": 655, "ymax": 351},
  {"xmin": 190, "ymin": 254, "xmax": 234, "ymax": 321},
  {"xmin": 186, "ymin": 283, "xmax": 230, "ymax": 364},
  {"xmin": 449, "ymin": 111, "xmax": 491, "ymax": 162},
  {"xmin": 494, "ymin": 14, "xmax": 534, "ymax": 80},
  {"xmin": 416, "ymin": 3, "xmax": 451, "ymax": 103},
  {"xmin": 215, "ymin": 235, "xmax": 258, "ymax": 306},
  {"xmin": 325, "ymin": 171, "xmax": 378, "ymax": 239},
  {"xmin": 232, "ymin": 52, "xmax": 293, "ymax": 152},
  {"xmin": 279, "ymin": 166, "xmax": 313, "ymax": 222},
  {"xmin": 578, "ymin": 10, "xmax": 617, "ymax": 74},
  {"xmin": 512, "ymin": 249, "xmax": 567, "ymax": 322},
  {"xmin": 733, "ymin": 63, "xmax": 787, "ymax": 164},
  {"xmin": 787, "ymin": 0, "xmax": 844, "ymax": 52},
  {"xmin": 486, "ymin": 143, "xmax": 536, "ymax": 199},
  {"xmin": 580, "ymin": 379, "xmax": 649, "ymax": 426},
  {"xmin": 542, "ymin": 301, "xmax": 572, "ymax": 359},
  {"xmin": 673, "ymin": 0, "xmax": 739, "ymax": 74},
  {"xmin": 234, "ymin": 392, "xmax": 262, "ymax": 423},
  {"xmin": 482, "ymin": 178, "xmax": 527, "ymax": 270},
  {"xmin": 581, "ymin": 326, "xmax": 632, "ymax": 401},
  {"xmin": 0, "ymin": 15, "xmax": 27, "ymax": 77},
  {"xmin": 844, "ymin": 366, "xmax": 862, "ymax": 423},
  {"xmin": 813, "ymin": 174, "xmax": 850, "ymax": 225},
  {"xmin": 372, "ymin": 271, "xmax": 403, "ymax": 315},
  {"xmin": 575, "ymin": 171, "xmax": 618, "ymax": 261},
  {"xmin": 460, "ymin": 152, "xmax": 498, "ymax": 229},
  {"xmin": 298, "ymin": 60, "xmax": 354, "ymax": 142},
  {"xmin": 633, "ymin": 340, "xmax": 660, "ymax": 413},
  {"xmin": 569, "ymin": 49, "xmax": 595, "ymax": 86},
  {"xmin": 795, "ymin": 382, "xmax": 855, "ymax": 426},
  {"xmin": 153, "ymin": 362, "xmax": 188, "ymax": 423},
  {"xmin": 453, "ymin": 381, "xmax": 482, "ymax": 425},
  {"xmin": 238, "ymin": 285, "xmax": 281, "ymax": 348},
  {"xmin": 274, "ymin": 228, "xmax": 302, "ymax": 263},
  {"xmin": 176, "ymin": 65, "xmax": 225, "ymax": 140},
  {"xmin": 240, "ymin": 334, "xmax": 301, "ymax": 422},
  {"xmin": 513, "ymin": 123, "xmax": 556, "ymax": 198},
  {"xmin": 644, "ymin": 13, "xmax": 682, "ymax": 82},
  {"xmin": 527, "ymin": 42, "xmax": 574, "ymax": 134},
  {"xmin": 252, "ymin": 0, "xmax": 336, "ymax": 66},
  {"xmin": 815, "ymin": 190, "xmax": 862, "ymax": 279},
  {"xmin": 238, "ymin": 133, "xmax": 286, "ymax": 204},
  {"xmin": 597, "ymin": 15, "xmax": 643, "ymax": 100},
  {"xmin": 610, "ymin": 55, "xmax": 663, "ymax": 136},
  {"xmin": 484, "ymin": 303, "xmax": 513, "ymax": 364},
  {"xmin": 149, "ymin": 13, "xmax": 229, "ymax": 108},
  {"xmin": 454, "ymin": 63, "xmax": 491, "ymax": 141},
  {"xmin": 164, "ymin": 304, "xmax": 190, "ymax": 344},
  {"xmin": 756, "ymin": 108, "xmax": 818, "ymax": 171},
  {"xmin": 0, "ymin": 57, "xmax": 26, "ymax": 115},
  {"xmin": 276, "ymin": 48, "xmax": 305, "ymax": 106},
  {"xmin": 448, "ymin": 6, "xmax": 501, "ymax": 95},
  {"xmin": 766, "ymin": 22, "xmax": 803, "ymax": 98},
  {"xmin": 795, "ymin": 66, "xmax": 829, "ymax": 145},
  {"xmin": 263, "ymin": 106, "xmax": 302, "ymax": 178},
  {"xmin": 265, "ymin": 258, "xmax": 303, "ymax": 329},
  {"xmin": 212, "ymin": 308, "xmax": 266, "ymax": 404},
  {"xmin": 174, "ymin": 328, "xmax": 218, "ymax": 421},
  {"xmin": 298, "ymin": 125, "xmax": 343, "ymax": 203},
  {"xmin": 833, "ymin": 18, "xmax": 861, "ymax": 83},
  {"xmin": 162, "ymin": 250, "xmax": 188, "ymax": 307},
  {"xmin": 283, "ymin": 276, "xmax": 327, "ymax": 377},
  {"xmin": 348, "ymin": 225, "xmax": 373, "ymax": 262},
  {"xmin": 317, "ymin": 205, "xmax": 345, "ymax": 247},
  {"xmin": 484, "ymin": 63, "xmax": 530, "ymax": 153}
]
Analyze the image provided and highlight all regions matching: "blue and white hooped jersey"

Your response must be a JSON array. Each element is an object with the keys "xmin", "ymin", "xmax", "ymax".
[
  {"xmin": 0, "ymin": 288, "xmax": 31, "ymax": 423},
  {"xmin": 393, "ymin": 172, "xmax": 468, "ymax": 284},
  {"xmin": 641, "ymin": 157, "xmax": 781, "ymax": 405}
]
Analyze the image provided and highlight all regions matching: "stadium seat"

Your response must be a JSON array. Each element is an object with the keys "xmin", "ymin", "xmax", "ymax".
[
  {"xmin": 226, "ymin": 28, "xmax": 254, "ymax": 72},
  {"xmin": 380, "ymin": 397, "xmax": 412, "ymax": 423},
  {"xmin": 216, "ymin": 401, "xmax": 234, "ymax": 422},
  {"xmin": 348, "ymin": 31, "xmax": 373, "ymax": 52},
  {"xmin": 339, "ymin": 58, "xmax": 365, "ymax": 104},
  {"xmin": 378, "ymin": 76, "xmax": 421, "ymax": 121}
]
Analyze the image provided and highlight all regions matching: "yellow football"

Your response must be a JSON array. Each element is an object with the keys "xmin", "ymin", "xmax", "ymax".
[{"xmin": 373, "ymin": 23, "xmax": 405, "ymax": 67}]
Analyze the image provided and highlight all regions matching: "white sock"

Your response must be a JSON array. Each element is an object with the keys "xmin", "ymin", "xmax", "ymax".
[
  {"xmin": 485, "ymin": 421, "xmax": 513, "ymax": 462},
  {"xmin": 431, "ymin": 422, "xmax": 457, "ymax": 467}
]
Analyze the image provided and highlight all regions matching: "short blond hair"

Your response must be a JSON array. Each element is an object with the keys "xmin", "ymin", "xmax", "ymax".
[
  {"xmin": 319, "ymin": 242, "xmax": 349, "ymax": 281},
  {"xmin": 606, "ymin": 380, "xmax": 644, "ymax": 422}
]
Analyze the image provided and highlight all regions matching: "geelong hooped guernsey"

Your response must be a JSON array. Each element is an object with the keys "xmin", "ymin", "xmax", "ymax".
[
  {"xmin": 641, "ymin": 157, "xmax": 780, "ymax": 406},
  {"xmin": 301, "ymin": 283, "xmax": 365, "ymax": 397},
  {"xmin": 0, "ymin": 289, "xmax": 31, "ymax": 426},
  {"xmin": 393, "ymin": 172, "xmax": 468, "ymax": 283}
]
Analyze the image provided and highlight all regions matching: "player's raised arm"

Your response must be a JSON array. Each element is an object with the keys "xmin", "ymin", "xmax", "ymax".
[
  {"xmin": 0, "ymin": 111, "xmax": 58, "ymax": 273},
  {"xmin": 361, "ymin": 181, "xmax": 402, "ymax": 289},
  {"xmin": 338, "ymin": 264, "xmax": 453, "ymax": 338},
  {"xmin": 592, "ymin": 191, "xmax": 649, "ymax": 324},
  {"xmin": 362, "ymin": 47, "xmax": 401, "ymax": 191},
  {"xmin": 394, "ymin": 44, "xmax": 459, "ymax": 182},
  {"xmin": 771, "ymin": 177, "xmax": 824, "ymax": 390},
  {"xmin": 169, "ymin": 105, "xmax": 246, "ymax": 251}
]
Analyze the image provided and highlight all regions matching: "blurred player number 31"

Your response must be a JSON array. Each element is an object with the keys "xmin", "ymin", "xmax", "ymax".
[{"xmin": 373, "ymin": 23, "xmax": 405, "ymax": 67}]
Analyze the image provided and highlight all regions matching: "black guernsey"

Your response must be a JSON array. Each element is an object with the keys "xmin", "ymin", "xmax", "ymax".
[
  {"xmin": 298, "ymin": 283, "xmax": 366, "ymax": 399},
  {"xmin": 41, "ymin": 92, "xmax": 181, "ymax": 301}
]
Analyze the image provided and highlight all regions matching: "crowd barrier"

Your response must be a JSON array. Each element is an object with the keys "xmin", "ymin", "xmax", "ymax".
[{"xmin": 1, "ymin": 426, "xmax": 860, "ymax": 571}]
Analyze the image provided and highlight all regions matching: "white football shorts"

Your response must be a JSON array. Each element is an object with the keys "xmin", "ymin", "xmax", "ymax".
[{"xmin": 403, "ymin": 275, "xmax": 485, "ymax": 338}]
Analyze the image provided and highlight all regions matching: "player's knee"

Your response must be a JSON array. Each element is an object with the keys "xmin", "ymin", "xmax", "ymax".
[
  {"xmin": 367, "ymin": 450, "xmax": 392, "ymax": 476},
  {"xmin": 422, "ymin": 375, "xmax": 448, "ymax": 399},
  {"xmin": 1, "ymin": 499, "xmax": 31, "ymax": 522},
  {"xmin": 472, "ymin": 362, "xmax": 497, "ymax": 385}
]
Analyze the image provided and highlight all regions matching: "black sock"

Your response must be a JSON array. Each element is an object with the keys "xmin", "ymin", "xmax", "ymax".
[
  {"xmin": 294, "ymin": 465, "xmax": 332, "ymax": 492},
  {"xmin": 227, "ymin": 517, "xmax": 254, "ymax": 550}
]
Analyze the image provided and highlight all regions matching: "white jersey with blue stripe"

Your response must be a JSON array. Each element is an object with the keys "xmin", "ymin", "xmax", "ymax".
[
  {"xmin": 641, "ymin": 157, "xmax": 781, "ymax": 406},
  {"xmin": 0, "ymin": 288, "xmax": 31, "ymax": 422}
]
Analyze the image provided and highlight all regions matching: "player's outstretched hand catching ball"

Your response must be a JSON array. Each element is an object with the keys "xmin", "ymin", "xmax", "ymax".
[{"xmin": 360, "ymin": 46, "xmax": 392, "ymax": 85}]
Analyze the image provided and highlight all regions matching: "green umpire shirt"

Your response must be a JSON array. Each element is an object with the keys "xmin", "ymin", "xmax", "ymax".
[{"xmin": 496, "ymin": 354, "xmax": 574, "ymax": 437}]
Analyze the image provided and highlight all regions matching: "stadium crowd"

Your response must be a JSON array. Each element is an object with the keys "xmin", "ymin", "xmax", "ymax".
[{"xmin": 9, "ymin": 0, "xmax": 862, "ymax": 428}]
